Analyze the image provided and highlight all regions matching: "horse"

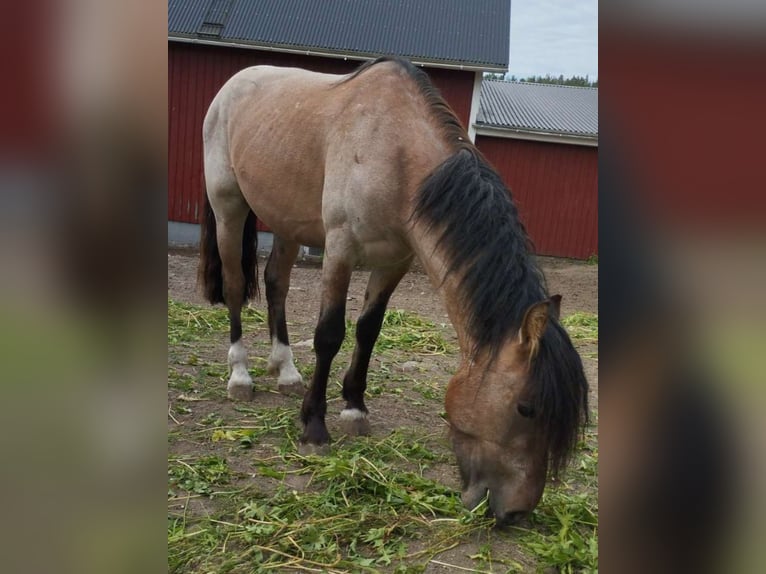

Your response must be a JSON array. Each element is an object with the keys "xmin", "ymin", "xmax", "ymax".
[{"xmin": 197, "ymin": 56, "xmax": 589, "ymax": 525}]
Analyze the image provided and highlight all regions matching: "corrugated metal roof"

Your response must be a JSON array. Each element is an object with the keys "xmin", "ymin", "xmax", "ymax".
[
  {"xmin": 168, "ymin": 0, "xmax": 510, "ymax": 70},
  {"xmin": 477, "ymin": 80, "xmax": 598, "ymax": 137}
]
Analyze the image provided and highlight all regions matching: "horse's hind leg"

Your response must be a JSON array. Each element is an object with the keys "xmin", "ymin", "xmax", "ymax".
[
  {"xmin": 215, "ymin": 202, "xmax": 255, "ymax": 401},
  {"xmin": 341, "ymin": 261, "xmax": 411, "ymax": 436},
  {"xmin": 264, "ymin": 236, "xmax": 304, "ymax": 395}
]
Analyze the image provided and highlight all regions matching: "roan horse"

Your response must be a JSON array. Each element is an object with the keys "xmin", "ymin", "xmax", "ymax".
[{"xmin": 198, "ymin": 57, "xmax": 589, "ymax": 526}]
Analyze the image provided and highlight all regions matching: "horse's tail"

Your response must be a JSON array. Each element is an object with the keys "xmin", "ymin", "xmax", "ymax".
[
  {"xmin": 198, "ymin": 194, "xmax": 259, "ymax": 304},
  {"xmin": 240, "ymin": 210, "xmax": 260, "ymax": 301}
]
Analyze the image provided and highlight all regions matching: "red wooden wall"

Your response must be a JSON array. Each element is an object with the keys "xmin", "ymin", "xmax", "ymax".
[
  {"xmin": 476, "ymin": 136, "xmax": 598, "ymax": 259},
  {"xmin": 602, "ymin": 31, "xmax": 765, "ymax": 229},
  {"xmin": 168, "ymin": 42, "xmax": 475, "ymax": 226}
]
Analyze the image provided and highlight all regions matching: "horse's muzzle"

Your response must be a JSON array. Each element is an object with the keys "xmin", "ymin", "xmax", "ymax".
[{"xmin": 495, "ymin": 510, "xmax": 529, "ymax": 529}]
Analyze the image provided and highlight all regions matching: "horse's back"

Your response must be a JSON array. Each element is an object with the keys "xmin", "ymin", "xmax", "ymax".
[
  {"xmin": 205, "ymin": 61, "xmax": 448, "ymax": 262},
  {"xmin": 204, "ymin": 66, "xmax": 340, "ymax": 246},
  {"xmin": 204, "ymin": 65, "xmax": 338, "ymax": 158}
]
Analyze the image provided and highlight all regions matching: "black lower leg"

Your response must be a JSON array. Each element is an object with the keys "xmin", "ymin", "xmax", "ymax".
[
  {"xmin": 230, "ymin": 312, "xmax": 242, "ymax": 344},
  {"xmin": 300, "ymin": 304, "xmax": 346, "ymax": 445},
  {"xmin": 224, "ymin": 279, "xmax": 244, "ymax": 345},
  {"xmin": 342, "ymin": 292, "xmax": 392, "ymax": 412},
  {"xmin": 264, "ymin": 252, "xmax": 289, "ymax": 345}
]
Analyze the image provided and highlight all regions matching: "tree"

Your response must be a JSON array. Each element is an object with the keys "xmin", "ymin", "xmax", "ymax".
[
  {"xmin": 483, "ymin": 72, "xmax": 598, "ymax": 87},
  {"xmin": 518, "ymin": 74, "xmax": 597, "ymax": 87}
]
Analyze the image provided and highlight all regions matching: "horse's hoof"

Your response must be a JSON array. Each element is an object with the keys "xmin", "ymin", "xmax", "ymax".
[
  {"xmin": 298, "ymin": 442, "xmax": 331, "ymax": 456},
  {"xmin": 227, "ymin": 382, "xmax": 255, "ymax": 401},
  {"xmin": 266, "ymin": 359, "xmax": 279, "ymax": 376},
  {"xmin": 340, "ymin": 409, "xmax": 371, "ymax": 436},
  {"xmin": 342, "ymin": 418, "xmax": 371, "ymax": 436},
  {"xmin": 277, "ymin": 381, "xmax": 306, "ymax": 397}
]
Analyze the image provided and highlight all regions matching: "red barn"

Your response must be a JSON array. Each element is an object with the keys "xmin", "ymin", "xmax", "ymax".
[
  {"xmin": 476, "ymin": 80, "xmax": 598, "ymax": 259},
  {"xmin": 168, "ymin": 0, "xmax": 509, "ymax": 244},
  {"xmin": 168, "ymin": 1, "xmax": 597, "ymax": 259}
]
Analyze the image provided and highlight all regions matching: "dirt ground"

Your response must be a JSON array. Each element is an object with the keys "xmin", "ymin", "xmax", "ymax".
[
  {"xmin": 168, "ymin": 249, "xmax": 598, "ymax": 572},
  {"xmin": 168, "ymin": 249, "xmax": 598, "ymax": 317}
]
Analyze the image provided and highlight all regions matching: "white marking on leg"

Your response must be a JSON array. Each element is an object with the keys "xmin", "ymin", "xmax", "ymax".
[
  {"xmin": 340, "ymin": 408, "xmax": 367, "ymax": 421},
  {"xmin": 228, "ymin": 339, "xmax": 247, "ymax": 367},
  {"xmin": 227, "ymin": 340, "xmax": 253, "ymax": 395},
  {"xmin": 340, "ymin": 407, "xmax": 371, "ymax": 436},
  {"xmin": 268, "ymin": 338, "xmax": 303, "ymax": 387}
]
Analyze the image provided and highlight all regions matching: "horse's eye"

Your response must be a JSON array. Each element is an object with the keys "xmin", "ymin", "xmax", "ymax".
[{"xmin": 517, "ymin": 403, "xmax": 535, "ymax": 418}]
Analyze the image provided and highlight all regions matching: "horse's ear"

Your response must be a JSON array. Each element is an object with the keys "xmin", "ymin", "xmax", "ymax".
[
  {"xmin": 549, "ymin": 294, "xmax": 562, "ymax": 321},
  {"xmin": 519, "ymin": 296, "xmax": 560, "ymax": 356},
  {"xmin": 519, "ymin": 299, "xmax": 551, "ymax": 347}
]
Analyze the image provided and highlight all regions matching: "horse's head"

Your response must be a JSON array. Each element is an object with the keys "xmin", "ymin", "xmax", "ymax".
[{"xmin": 445, "ymin": 295, "xmax": 589, "ymax": 526}]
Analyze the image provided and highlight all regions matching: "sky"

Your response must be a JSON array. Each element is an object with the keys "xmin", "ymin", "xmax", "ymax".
[{"xmin": 508, "ymin": 0, "xmax": 598, "ymax": 80}]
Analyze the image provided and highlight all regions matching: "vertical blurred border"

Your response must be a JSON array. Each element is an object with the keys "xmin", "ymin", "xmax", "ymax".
[
  {"xmin": 600, "ymin": 1, "xmax": 766, "ymax": 572},
  {"xmin": 0, "ymin": 1, "xmax": 167, "ymax": 572}
]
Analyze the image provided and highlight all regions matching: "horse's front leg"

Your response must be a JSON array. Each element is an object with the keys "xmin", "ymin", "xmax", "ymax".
[
  {"xmin": 299, "ymin": 255, "xmax": 352, "ymax": 454},
  {"xmin": 341, "ymin": 262, "xmax": 411, "ymax": 436}
]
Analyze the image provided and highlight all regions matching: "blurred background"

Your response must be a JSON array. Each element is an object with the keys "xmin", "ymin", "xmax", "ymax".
[
  {"xmin": 600, "ymin": 1, "xmax": 766, "ymax": 572},
  {"xmin": 0, "ymin": 1, "xmax": 166, "ymax": 573},
  {"xmin": 0, "ymin": 1, "xmax": 763, "ymax": 572}
]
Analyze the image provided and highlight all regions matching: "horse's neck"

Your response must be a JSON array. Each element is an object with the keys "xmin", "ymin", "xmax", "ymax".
[{"xmin": 407, "ymin": 223, "xmax": 475, "ymax": 357}]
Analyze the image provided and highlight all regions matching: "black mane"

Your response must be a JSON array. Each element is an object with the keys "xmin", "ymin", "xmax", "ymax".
[
  {"xmin": 344, "ymin": 58, "xmax": 547, "ymax": 356},
  {"xmin": 347, "ymin": 57, "xmax": 589, "ymax": 476},
  {"xmin": 413, "ymin": 147, "xmax": 547, "ymax": 359},
  {"xmin": 531, "ymin": 321, "xmax": 590, "ymax": 476}
]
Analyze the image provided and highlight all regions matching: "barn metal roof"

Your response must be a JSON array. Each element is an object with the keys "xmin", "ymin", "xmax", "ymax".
[
  {"xmin": 168, "ymin": 0, "xmax": 510, "ymax": 71},
  {"xmin": 477, "ymin": 80, "xmax": 598, "ymax": 138}
]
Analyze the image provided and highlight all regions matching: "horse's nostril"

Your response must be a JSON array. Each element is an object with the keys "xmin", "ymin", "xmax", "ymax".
[{"xmin": 498, "ymin": 510, "xmax": 527, "ymax": 527}]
